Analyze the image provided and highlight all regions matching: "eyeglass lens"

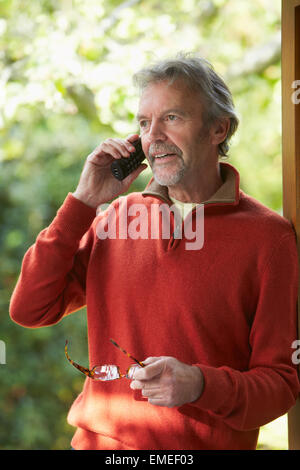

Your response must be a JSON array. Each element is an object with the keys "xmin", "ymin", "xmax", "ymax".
[{"xmin": 93, "ymin": 364, "xmax": 140, "ymax": 381}]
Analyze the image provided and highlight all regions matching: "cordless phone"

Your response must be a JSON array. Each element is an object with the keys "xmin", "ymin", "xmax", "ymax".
[{"xmin": 111, "ymin": 138, "xmax": 146, "ymax": 181}]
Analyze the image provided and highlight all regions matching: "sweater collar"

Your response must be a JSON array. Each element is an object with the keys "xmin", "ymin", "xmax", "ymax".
[{"xmin": 142, "ymin": 162, "xmax": 240, "ymax": 206}]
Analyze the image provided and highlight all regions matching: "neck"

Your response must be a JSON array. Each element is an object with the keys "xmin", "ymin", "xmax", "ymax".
[{"xmin": 168, "ymin": 162, "xmax": 223, "ymax": 203}]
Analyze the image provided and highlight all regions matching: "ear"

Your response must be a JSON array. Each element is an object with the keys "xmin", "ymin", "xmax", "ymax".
[{"xmin": 210, "ymin": 118, "xmax": 230, "ymax": 145}]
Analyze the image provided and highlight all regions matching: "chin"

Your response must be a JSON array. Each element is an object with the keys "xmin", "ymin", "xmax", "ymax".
[{"xmin": 153, "ymin": 168, "xmax": 185, "ymax": 187}]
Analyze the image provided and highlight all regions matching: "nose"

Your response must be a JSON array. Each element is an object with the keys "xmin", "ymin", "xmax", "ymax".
[{"xmin": 147, "ymin": 119, "xmax": 167, "ymax": 142}]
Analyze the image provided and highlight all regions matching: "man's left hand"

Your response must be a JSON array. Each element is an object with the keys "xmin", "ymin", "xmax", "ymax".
[{"xmin": 130, "ymin": 356, "xmax": 204, "ymax": 408}]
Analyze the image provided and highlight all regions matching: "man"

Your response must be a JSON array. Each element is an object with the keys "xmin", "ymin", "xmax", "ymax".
[{"xmin": 10, "ymin": 54, "xmax": 300, "ymax": 450}]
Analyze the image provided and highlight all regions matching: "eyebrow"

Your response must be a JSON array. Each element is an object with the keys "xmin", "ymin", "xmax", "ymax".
[{"xmin": 136, "ymin": 108, "xmax": 190, "ymax": 121}]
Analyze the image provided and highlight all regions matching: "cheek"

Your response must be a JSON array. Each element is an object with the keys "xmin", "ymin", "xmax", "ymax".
[
  {"xmin": 141, "ymin": 140, "xmax": 151, "ymax": 159},
  {"xmin": 172, "ymin": 138, "xmax": 191, "ymax": 156},
  {"xmin": 167, "ymin": 127, "xmax": 194, "ymax": 149}
]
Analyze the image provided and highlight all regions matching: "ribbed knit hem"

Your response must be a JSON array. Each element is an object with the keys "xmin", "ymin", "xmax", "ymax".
[{"xmin": 71, "ymin": 427, "xmax": 136, "ymax": 450}]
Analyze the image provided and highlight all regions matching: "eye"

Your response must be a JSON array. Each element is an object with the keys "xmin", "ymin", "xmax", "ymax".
[
  {"xmin": 166, "ymin": 114, "xmax": 178, "ymax": 122},
  {"xmin": 139, "ymin": 120, "xmax": 149, "ymax": 129}
]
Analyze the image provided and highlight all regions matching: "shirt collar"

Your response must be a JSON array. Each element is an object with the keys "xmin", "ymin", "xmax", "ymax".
[{"xmin": 141, "ymin": 162, "xmax": 240, "ymax": 206}]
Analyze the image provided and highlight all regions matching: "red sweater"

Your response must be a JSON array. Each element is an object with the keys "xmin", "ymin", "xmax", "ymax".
[{"xmin": 10, "ymin": 163, "xmax": 300, "ymax": 450}]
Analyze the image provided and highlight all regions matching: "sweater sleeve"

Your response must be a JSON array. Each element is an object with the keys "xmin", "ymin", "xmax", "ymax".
[
  {"xmin": 188, "ymin": 233, "xmax": 300, "ymax": 431},
  {"xmin": 9, "ymin": 193, "xmax": 96, "ymax": 328}
]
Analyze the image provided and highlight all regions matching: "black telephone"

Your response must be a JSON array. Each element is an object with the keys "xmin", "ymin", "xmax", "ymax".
[{"xmin": 111, "ymin": 138, "xmax": 146, "ymax": 181}]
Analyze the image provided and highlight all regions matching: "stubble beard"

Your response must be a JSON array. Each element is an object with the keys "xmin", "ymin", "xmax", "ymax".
[
  {"xmin": 152, "ymin": 158, "xmax": 186, "ymax": 186},
  {"xmin": 149, "ymin": 141, "xmax": 185, "ymax": 186}
]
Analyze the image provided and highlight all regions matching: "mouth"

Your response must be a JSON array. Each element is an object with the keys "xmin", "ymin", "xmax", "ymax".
[
  {"xmin": 153, "ymin": 153, "xmax": 178, "ymax": 161},
  {"xmin": 149, "ymin": 142, "xmax": 182, "ymax": 165},
  {"xmin": 155, "ymin": 153, "xmax": 171, "ymax": 158}
]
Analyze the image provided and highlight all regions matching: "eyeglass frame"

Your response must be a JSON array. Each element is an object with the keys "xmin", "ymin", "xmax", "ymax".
[{"xmin": 65, "ymin": 338, "xmax": 145, "ymax": 381}]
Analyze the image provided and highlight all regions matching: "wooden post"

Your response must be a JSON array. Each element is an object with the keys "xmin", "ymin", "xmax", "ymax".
[{"xmin": 282, "ymin": 0, "xmax": 300, "ymax": 450}]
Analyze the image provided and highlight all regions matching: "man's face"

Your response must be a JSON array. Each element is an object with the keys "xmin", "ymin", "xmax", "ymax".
[{"xmin": 137, "ymin": 79, "xmax": 212, "ymax": 187}]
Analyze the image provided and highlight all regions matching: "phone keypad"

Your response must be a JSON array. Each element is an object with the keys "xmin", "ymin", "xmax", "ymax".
[{"xmin": 111, "ymin": 139, "xmax": 146, "ymax": 181}]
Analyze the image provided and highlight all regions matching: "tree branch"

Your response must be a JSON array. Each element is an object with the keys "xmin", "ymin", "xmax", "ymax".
[
  {"xmin": 99, "ymin": 0, "xmax": 143, "ymax": 34},
  {"xmin": 225, "ymin": 31, "xmax": 281, "ymax": 81}
]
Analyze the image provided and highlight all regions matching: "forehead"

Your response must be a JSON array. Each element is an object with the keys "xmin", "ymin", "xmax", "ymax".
[{"xmin": 137, "ymin": 79, "xmax": 203, "ymax": 116}]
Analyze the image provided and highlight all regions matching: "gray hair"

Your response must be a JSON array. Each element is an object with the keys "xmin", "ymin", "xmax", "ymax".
[{"xmin": 133, "ymin": 53, "xmax": 239, "ymax": 157}]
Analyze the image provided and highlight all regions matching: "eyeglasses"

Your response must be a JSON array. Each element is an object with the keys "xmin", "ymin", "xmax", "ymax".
[{"xmin": 65, "ymin": 338, "xmax": 145, "ymax": 381}]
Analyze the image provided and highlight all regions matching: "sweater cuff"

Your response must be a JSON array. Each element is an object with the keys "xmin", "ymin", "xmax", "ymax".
[
  {"xmin": 51, "ymin": 193, "xmax": 97, "ymax": 241},
  {"xmin": 189, "ymin": 364, "xmax": 235, "ymax": 413}
]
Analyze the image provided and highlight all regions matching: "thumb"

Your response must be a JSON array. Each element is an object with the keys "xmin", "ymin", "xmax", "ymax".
[{"xmin": 133, "ymin": 357, "xmax": 165, "ymax": 381}]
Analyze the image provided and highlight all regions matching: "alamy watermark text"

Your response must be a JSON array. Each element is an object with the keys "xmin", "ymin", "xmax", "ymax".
[{"xmin": 96, "ymin": 197, "xmax": 204, "ymax": 250}]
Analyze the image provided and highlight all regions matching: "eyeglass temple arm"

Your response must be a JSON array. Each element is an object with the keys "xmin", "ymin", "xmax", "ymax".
[
  {"xmin": 110, "ymin": 338, "xmax": 145, "ymax": 368},
  {"xmin": 65, "ymin": 340, "xmax": 94, "ymax": 378}
]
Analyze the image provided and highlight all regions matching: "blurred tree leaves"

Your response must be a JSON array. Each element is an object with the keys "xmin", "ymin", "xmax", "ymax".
[{"xmin": 0, "ymin": 0, "xmax": 284, "ymax": 449}]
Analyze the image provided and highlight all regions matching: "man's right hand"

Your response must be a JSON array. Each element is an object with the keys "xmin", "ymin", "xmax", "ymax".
[{"xmin": 72, "ymin": 133, "xmax": 148, "ymax": 209}]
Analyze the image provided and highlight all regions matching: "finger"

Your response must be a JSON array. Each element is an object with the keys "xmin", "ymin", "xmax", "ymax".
[
  {"xmin": 142, "ymin": 356, "xmax": 161, "ymax": 365},
  {"xmin": 148, "ymin": 398, "xmax": 169, "ymax": 407},
  {"xmin": 130, "ymin": 379, "xmax": 144, "ymax": 390},
  {"xmin": 132, "ymin": 357, "xmax": 165, "ymax": 381},
  {"xmin": 130, "ymin": 375, "xmax": 162, "ymax": 390},
  {"xmin": 101, "ymin": 139, "xmax": 132, "ymax": 159},
  {"xmin": 122, "ymin": 139, "xmax": 138, "ymax": 154},
  {"xmin": 126, "ymin": 133, "xmax": 140, "ymax": 143},
  {"xmin": 141, "ymin": 387, "xmax": 163, "ymax": 399},
  {"xmin": 114, "ymin": 138, "xmax": 136, "ymax": 156}
]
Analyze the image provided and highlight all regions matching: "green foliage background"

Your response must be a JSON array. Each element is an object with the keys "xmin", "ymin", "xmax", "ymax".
[{"xmin": 0, "ymin": 0, "xmax": 287, "ymax": 449}]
